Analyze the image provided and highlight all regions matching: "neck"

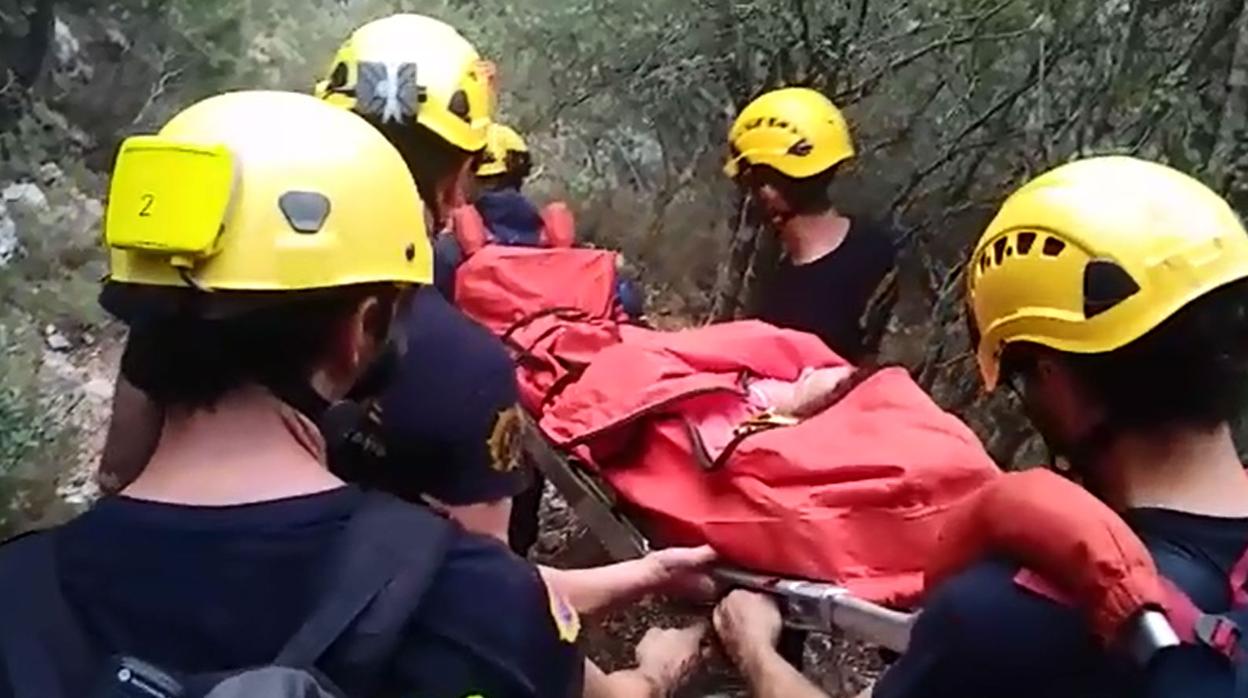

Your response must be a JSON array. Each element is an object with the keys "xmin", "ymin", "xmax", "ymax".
[
  {"xmin": 1093, "ymin": 422, "xmax": 1248, "ymax": 516},
  {"xmin": 123, "ymin": 385, "xmax": 343, "ymax": 506},
  {"xmin": 778, "ymin": 210, "xmax": 851, "ymax": 265}
]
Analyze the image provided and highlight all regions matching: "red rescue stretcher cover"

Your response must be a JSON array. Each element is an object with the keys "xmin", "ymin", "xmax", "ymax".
[
  {"xmin": 456, "ymin": 250, "xmax": 1000, "ymax": 605},
  {"xmin": 454, "ymin": 246, "xmax": 622, "ymax": 337},
  {"xmin": 536, "ymin": 321, "xmax": 999, "ymax": 606}
]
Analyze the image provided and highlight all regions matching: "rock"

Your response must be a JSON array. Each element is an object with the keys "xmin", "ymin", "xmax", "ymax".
[
  {"xmin": 81, "ymin": 196, "xmax": 104, "ymax": 221},
  {"xmin": 45, "ymin": 324, "xmax": 72, "ymax": 352},
  {"xmin": 53, "ymin": 17, "xmax": 82, "ymax": 67},
  {"xmin": 2, "ymin": 182, "xmax": 49, "ymax": 212},
  {"xmin": 37, "ymin": 162, "xmax": 64, "ymax": 185},
  {"xmin": 83, "ymin": 377, "xmax": 113, "ymax": 401},
  {"xmin": 103, "ymin": 23, "xmax": 131, "ymax": 51},
  {"xmin": 0, "ymin": 202, "xmax": 17, "ymax": 267}
]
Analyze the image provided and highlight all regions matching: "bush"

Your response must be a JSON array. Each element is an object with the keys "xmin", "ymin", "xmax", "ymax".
[{"xmin": 0, "ymin": 315, "xmax": 78, "ymax": 538}]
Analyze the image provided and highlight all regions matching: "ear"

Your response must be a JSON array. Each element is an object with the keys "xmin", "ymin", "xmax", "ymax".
[
  {"xmin": 327, "ymin": 297, "xmax": 381, "ymax": 382},
  {"xmin": 1034, "ymin": 353, "xmax": 1106, "ymax": 429},
  {"xmin": 756, "ymin": 182, "xmax": 787, "ymax": 213}
]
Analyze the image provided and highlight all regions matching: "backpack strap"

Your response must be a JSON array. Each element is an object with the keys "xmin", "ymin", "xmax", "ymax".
[
  {"xmin": 275, "ymin": 492, "xmax": 452, "ymax": 694},
  {"xmin": 0, "ymin": 530, "xmax": 96, "ymax": 698},
  {"xmin": 1228, "ymin": 544, "xmax": 1248, "ymax": 608},
  {"xmin": 1156, "ymin": 544, "xmax": 1248, "ymax": 662}
]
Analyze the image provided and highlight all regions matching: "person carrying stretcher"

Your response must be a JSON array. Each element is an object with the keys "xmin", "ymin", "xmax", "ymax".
[
  {"xmin": 88, "ymin": 15, "xmax": 711, "ymax": 698},
  {"xmin": 436, "ymin": 121, "xmax": 646, "ymax": 322},
  {"xmin": 712, "ymin": 156, "xmax": 1248, "ymax": 697},
  {"xmin": 725, "ymin": 87, "xmax": 897, "ymax": 363}
]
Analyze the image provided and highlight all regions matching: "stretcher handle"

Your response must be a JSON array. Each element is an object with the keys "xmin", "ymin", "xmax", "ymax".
[
  {"xmin": 1123, "ymin": 609, "xmax": 1181, "ymax": 667},
  {"xmin": 712, "ymin": 567, "xmax": 916, "ymax": 653}
]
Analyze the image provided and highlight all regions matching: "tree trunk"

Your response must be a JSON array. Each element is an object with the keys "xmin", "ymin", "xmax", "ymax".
[
  {"xmin": 710, "ymin": 196, "xmax": 755, "ymax": 321},
  {"xmin": 1208, "ymin": 0, "xmax": 1248, "ymax": 190}
]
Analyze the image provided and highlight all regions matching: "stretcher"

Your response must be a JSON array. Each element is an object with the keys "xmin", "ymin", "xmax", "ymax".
[
  {"xmin": 519, "ymin": 411, "xmax": 919, "ymax": 653},
  {"xmin": 457, "ymin": 244, "xmax": 1179, "ymax": 662}
]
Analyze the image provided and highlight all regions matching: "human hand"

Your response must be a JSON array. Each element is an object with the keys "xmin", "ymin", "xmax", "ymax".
[
  {"xmin": 787, "ymin": 366, "xmax": 855, "ymax": 418},
  {"xmin": 641, "ymin": 545, "xmax": 718, "ymax": 600},
  {"xmin": 713, "ymin": 590, "xmax": 783, "ymax": 669},
  {"xmin": 634, "ymin": 623, "xmax": 708, "ymax": 696}
]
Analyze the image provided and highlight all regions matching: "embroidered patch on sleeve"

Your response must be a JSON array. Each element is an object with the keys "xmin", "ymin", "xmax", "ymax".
[{"xmin": 546, "ymin": 583, "xmax": 581, "ymax": 644}]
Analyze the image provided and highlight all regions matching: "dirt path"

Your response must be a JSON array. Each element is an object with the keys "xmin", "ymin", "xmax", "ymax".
[{"xmin": 39, "ymin": 333, "xmax": 123, "ymax": 505}]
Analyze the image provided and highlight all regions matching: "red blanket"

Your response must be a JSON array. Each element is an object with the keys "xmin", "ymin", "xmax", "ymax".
[{"xmin": 535, "ymin": 321, "xmax": 998, "ymax": 606}]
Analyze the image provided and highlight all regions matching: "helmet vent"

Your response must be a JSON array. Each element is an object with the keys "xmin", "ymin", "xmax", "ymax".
[
  {"xmin": 449, "ymin": 90, "xmax": 471, "ymax": 122},
  {"xmin": 1042, "ymin": 237, "xmax": 1066, "ymax": 257},
  {"xmin": 279, "ymin": 191, "xmax": 331, "ymax": 234},
  {"xmin": 328, "ymin": 62, "xmax": 349, "ymax": 91},
  {"xmin": 1083, "ymin": 260, "xmax": 1140, "ymax": 318},
  {"xmin": 788, "ymin": 140, "xmax": 813, "ymax": 157},
  {"xmin": 1017, "ymin": 231, "xmax": 1036, "ymax": 255},
  {"xmin": 993, "ymin": 238, "xmax": 1009, "ymax": 265}
]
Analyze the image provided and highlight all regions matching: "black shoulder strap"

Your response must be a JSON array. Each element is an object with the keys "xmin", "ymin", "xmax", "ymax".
[
  {"xmin": 275, "ymin": 492, "xmax": 452, "ymax": 693},
  {"xmin": 0, "ymin": 530, "xmax": 96, "ymax": 698}
]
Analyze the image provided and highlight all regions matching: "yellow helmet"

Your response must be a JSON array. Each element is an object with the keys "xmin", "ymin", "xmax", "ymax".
[
  {"xmin": 477, "ymin": 123, "xmax": 529, "ymax": 177},
  {"xmin": 966, "ymin": 156, "xmax": 1248, "ymax": 390},
  {"xmin": 315, "ymin": 14, "xmax": 494, "ymax": 152},
  {"xmin": 104, "ymin": 90, "xmax": 431, "ymax": 292},
  {"xmin": 724, "ymin": 87, "xmax": 855, "ymax": 179}
]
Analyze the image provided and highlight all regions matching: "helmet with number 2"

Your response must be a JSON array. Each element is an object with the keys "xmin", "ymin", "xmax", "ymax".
[{"xmin": 104, "ymin": 90, "xmax": 431, "ymax": 291}]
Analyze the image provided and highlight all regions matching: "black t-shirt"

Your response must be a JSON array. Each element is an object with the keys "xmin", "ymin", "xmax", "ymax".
[
  {"xmin": 754, "ymin": 218, "xmax": 896, "ymax": 363},
  {"xmin": 875, "ymin": 507, "xmax": 1248, "ymax": 698},
  {"xmin": 27, "ymin": 487, "xmax": 581, "ymax": 697}
]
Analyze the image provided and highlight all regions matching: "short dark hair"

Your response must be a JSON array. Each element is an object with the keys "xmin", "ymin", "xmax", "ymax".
[
  {"xmin": 744, "ymin": 163, "xmax": 841, "ymax": 216},
  {"xmin": 112, "ymin": 284, "xmax": 399, "ymax": 410},
  {"xmin": 1007, "ymin": 278, "xmax": 1248, "ymax": 431},
  {"xmin": 368, "ymin": 120, "xmax": 473, "ymax": 222}
]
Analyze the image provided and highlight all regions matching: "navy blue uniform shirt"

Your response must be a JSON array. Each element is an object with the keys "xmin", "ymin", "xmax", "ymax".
[
  {"xmin": 475, "ymin": 190, "xmax": 544, "ymax": 247},
  {"xmin": 876, "ymin": 508, "xmax": 1248, "ymax": 698},
  {"xmin": 39, "ymin": 487, "xmax": 582, "ymax": 698},
  {"xmin": 381, "ymin": 286, "xmax": 529, "ymax": 506}
]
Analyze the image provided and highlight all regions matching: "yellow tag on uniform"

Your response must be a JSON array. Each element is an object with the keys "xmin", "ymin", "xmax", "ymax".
[
  {"xmin": 546, "ymin": 583, "xmax": 580, "ymax": 644},
  {"xmin": 105, "ymin": 136, "xmax": 235, "ymax": 260}
]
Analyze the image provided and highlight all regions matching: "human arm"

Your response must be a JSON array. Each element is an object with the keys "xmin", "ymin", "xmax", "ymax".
[
  {"xmin": 712, "ymin": 590, "xmax": 829, "ymax": 698},
  {"xmin": 583, "ymin": 624, "xmax": 707, "ymax": 698},
  {"xmin": 540, "ymin": 545, "xmax": 716, "ymax": 615}
]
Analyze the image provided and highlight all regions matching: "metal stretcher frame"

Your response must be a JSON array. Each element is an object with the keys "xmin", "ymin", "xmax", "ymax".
[{"xmin": 518, "ymin": 412, "xmax": 918, "ymax": 653}]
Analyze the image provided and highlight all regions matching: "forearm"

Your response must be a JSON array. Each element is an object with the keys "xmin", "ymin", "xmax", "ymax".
[
  {"xmin": 583, "ymin": 660, "xmax": 659, "ymax": 698},
  {"xmin": 737, "ymin": 643, "xmax": 828, "ymax": 698},
  {"xmin": 540, "ymin": 558, "xmax": 656, "ymax": 615}
]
